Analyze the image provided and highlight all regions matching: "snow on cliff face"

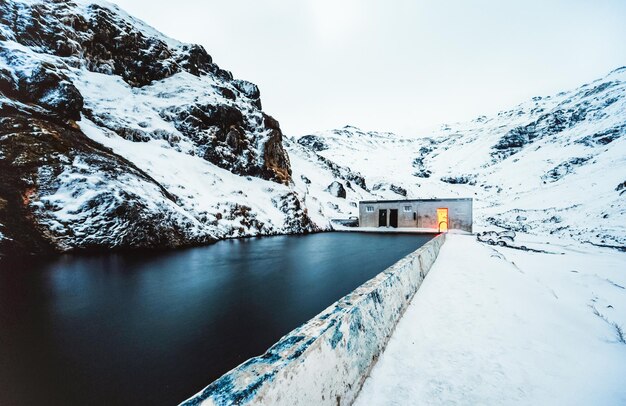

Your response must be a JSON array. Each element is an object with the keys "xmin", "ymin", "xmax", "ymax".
[
  {"xmin": 298, "ymin": 69, "xmax": 626, "ymax": 248},
  {"xmin": 0, "ymin": 0, "xmax": 291, "ymax": 181},
  {"xmin": 0, "ymin": 0, "xmax": 319, "ymax": 255},
  {"xmin": 285, "ymin": 137, "xmax": 377, "ymax": 226},
  {"xmin": 1, "ymin": 0, "xmax": 623, "ymax": 255}
]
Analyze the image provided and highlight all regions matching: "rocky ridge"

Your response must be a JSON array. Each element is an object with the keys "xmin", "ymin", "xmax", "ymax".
[
  {"xmin": 0, "ymin": 0, "xmax": 315, "ymax": 255},
  {"xmin": 298, "ymin": 69, "xmax": 626, "ymax": 248}
]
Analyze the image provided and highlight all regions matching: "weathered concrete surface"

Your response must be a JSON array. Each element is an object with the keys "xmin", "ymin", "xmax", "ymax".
[
  {"xmin": 181, "ymin": 233, "xmax": 446, "ymax": 406},
  {"xmin": 359, "ymin": 198, "xmax": 473, "ymax": 232},
  {"xmin": 332, "ymin": 225, "xmax": 473, "ymax": 235}
]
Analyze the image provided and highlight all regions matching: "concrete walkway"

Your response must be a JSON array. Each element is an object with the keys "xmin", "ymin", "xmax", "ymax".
[{"xmin": 354, "ymin": 234, "xmax": 626, "ymax": 405}]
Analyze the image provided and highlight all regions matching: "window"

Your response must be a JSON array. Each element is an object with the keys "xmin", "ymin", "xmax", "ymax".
[
  {"xmin": 366, "ymin": 206, "xmax": 374, "ymax": 212},
  {"xmin": 403, "ymin": 205, "xmax": 412, "ymax": 212}
]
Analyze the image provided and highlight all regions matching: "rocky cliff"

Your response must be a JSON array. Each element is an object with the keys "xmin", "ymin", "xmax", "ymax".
[
  {"xmin": 0, "ymin": 0, "xmax": 313, "ymax": 255},
  {"xmin": 2, "ymin": 0, "xmax": 623, "ymax": 256}
]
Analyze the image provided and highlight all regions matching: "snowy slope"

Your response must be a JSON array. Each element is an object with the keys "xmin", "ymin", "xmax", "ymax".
[
  {"xmin": 0, "ymin": 0, "xmax": 324, "ymax": 255},
  {"xmin": 0, "ymin": 0, "xmax": 389, "ymax": 256},
  {"xmin": 286, "ymin": 136, "xmax": 382, "ymax": 224},
  {"xmin": 0, "ymin": 0, "xmax": 384, "ymax": 256},
  {"xmin": 1, "ymin": 0, "xmax": 623, "ymax": 256},
  {"xmin": 298, "ymin": 69, "xmax": 626, "ymax": 248}
]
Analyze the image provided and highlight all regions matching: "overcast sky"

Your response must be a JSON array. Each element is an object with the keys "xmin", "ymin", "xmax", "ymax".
[{"xmin": 111, "ymin": 0, "xmax": 626, "ymax": 137}]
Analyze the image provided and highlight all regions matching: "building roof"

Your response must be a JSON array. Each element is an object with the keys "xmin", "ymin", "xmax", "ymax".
[{"xmin": 359, "ymin": 198, "xmax": 472, "ymax": 204}]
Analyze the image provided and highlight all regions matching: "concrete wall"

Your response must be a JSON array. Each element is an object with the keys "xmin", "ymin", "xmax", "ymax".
[
  {"xmin": 359, "ymin": 199, "xmax": 473, "ymax": 232},
  {"xmin": 181, "ymin": 233, "xmax": 447, "ymax": 406}
]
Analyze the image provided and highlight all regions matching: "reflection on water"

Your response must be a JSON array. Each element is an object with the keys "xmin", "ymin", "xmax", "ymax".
[{"xmin": 0, "ymin": 232, "xmax": 433, "ymax": 405}]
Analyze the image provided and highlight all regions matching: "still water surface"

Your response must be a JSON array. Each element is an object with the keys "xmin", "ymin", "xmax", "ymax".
[{"xmin": 0, "ymin": 232, "xmax": 433, "ymax": 405}]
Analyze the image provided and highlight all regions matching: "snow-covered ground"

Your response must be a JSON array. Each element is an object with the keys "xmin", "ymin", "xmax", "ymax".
[
  {"xmin": 298, "ymin": 68, "xmax": 626, "ymax": 248},
  {"xmin": 2, "ymin": 0, "xmax": 623, "ymax": 254},
  {"xmin": 355, "ymin": 233, "xmax": 626, "ymax": 405}
]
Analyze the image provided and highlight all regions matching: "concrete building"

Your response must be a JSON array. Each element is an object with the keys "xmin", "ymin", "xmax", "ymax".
[{"xmin": 358, "ymin": 198, "xmax": 473, "ymax": 232}]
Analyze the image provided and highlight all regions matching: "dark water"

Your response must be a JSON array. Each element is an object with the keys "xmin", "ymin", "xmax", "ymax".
[{"xmin": 0, "ymin": 232, "xmax": 433, "ymax": 406}]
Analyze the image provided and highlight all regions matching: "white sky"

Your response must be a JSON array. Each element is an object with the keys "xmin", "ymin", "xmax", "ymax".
[{"xmin": 110, "ymin": 0, "xmax": 626, "ymax": 137}]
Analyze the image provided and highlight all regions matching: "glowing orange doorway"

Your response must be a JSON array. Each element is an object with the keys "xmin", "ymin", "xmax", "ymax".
[{"xmin": 437, "ymin": 208, "xmax": 449, "ymax": 232}]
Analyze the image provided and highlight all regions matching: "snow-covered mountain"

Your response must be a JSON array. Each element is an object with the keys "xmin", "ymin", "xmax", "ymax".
[
  {"xmin": 0, "ymin": 0, "xmax": 340, "ymax": 255},
  {"xmin": 297, "ymin": 68, "xmax": 626, "ymax": 248},
  {"xmin": 1, "ymin": 0, "xmax": 623, "ymax": 257}
]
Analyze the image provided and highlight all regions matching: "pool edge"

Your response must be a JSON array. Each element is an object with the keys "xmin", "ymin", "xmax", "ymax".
[{"xmin": 180, "ymin": 233, "xmax": 447, "ymax": 406}]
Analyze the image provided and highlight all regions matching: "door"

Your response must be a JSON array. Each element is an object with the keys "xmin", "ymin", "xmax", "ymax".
[
  {"xmin": 437, "ymin": 208, "xmax": 448, "ymax": 232},
  {"xmin": 389, "ymin": 209, "xmax": 398, "ymax": 228},
  {"xmin": 378, "ymin": 209, "xmax": 387, "ymax": 227}
]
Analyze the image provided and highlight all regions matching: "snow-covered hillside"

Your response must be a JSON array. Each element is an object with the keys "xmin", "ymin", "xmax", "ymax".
[
  {"xmin": 0, "ymin": 0, "xmax": 347, "ymax": 255},
  {"xmin": 1, "ymin": 0, "xmax": 623, "ymax": 256},
  {"xmin": 298, "ymin": 69, "xmax": 626, "ymax": 248}
]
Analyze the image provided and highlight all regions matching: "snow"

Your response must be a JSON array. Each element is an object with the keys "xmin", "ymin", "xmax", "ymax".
[
  {"xmin": 77, "ymin": 118, "xmax": 306, "ymax": 238},
  {"xmin": 1, "ymin": 0, "xmax": 625, "ymax": 402},
  {"xmin": 302, "ymin": 68, "xmax": 626, "ymax": 247},
  {"xmin": 72, "ymin": 0, "xmax": 183, "ymax": 49},
  {"xmin": 286, "ymin": 138, "xmax": 376, "ymax": 226},
  {"xmin": 355, "ymin": 234, "xmax": 626, "ymax": 405},
  {"xmin": 34, "ymin": 154, "xmax": 212, "ymax": 249},
  {"xmin": 0, "ymin": 0, "xmax": 332, "ymax": 244},
  {"xmin": 4, "ymin": 0, "xmax": 622, "ymax": 251}
]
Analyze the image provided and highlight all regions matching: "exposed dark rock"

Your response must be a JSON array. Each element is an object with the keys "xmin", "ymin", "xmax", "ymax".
[
  {"xmin": 325, "ymin": 181, "xmax": 346, "ymax": 198},
  {"xmin": 582, "ymin": 81, "xmax": 618, "ymax": 97},
  {"xmin": 0, "ymin": 0, "xmax": 316, "ymax": 257},
  {"xmin": 83, "ymin": 5, "xmax": 177, "ymax": 86},
  {"xmin": 223, "ymin": 204, "xmax": 265, "ymax": 235},
  {"xmin": 492, "ymin": 108, "xmax": 584, "ymax": 160},
  {"xmin": 216, "ymin": 68, "xmax": 233, "ymax": 81},
  {"xmin": 0, "ymin": 58, "xmax": 84, "ymax": 121},
  {"xmin": 225, "ymin": 127, "xmax": 247, "ymax": 153},
  {"xmin": 0, "ymin": 66, "xmax": 18, "ymax": 96},
  {"xmin": 157, "ymin": 103, "xmax": 291, "ymax": 183},
  {"xmin": 2, "ymin": 0, "xmax": 293, "ymax": 184},
  {"xmin": 316, "ymin": 155, "xmax": 367, "ymax": 190},
  {"xmin": 0, "ymin": 112, "xmax": 214, "ymax": 255},
  {"xmin": 297, "ymin": 135, "xmax": 328, "ymax": 151},
  {"xmin": 36, "ymin": 80, "xmax": 83, "ymax": 121},
  {"xmin": 390, "ymin": 184, "xmax": 408, "ymax": 196},
  {"xmin": 541, "ymin": 157, "xmax": 591, "ymax": 183},
  {"xmin": 440, "ymin": 175, "xmax": 476, "ymax": 185},
  {"xmin": 261, "ymin": 129, "xmax": 291, "ymax": 184},
  {"xmin": 232, "ymin": 79, "xmax": 260, "ymax": 99},
  {"xmin": 492, "ymin": 79, "xmax": 622, "ymax": 161},
  {"xmin": 0, "ymin": 0, "xmax": 235, "ymax": 89},
  {"xmin": 485, "ymin": 216, "xmax": 530, "ymax": 233},
  {"xmin": 176, "ymin": 44, "xmax": 213, "ymax": 76},
  {"xmin": 217, "ymin": 86, "xmax": 236, "ymax": 101},
  {"xmin": 18, "ymin": 65, "xmax": 84, "ymax": 120},
  {"xmin": 493, "ymin": 125, "xmax": 535, "ymax": 152},
  {"xmin": 263, "ymin": 113, "xmax": 280, "ymax": 131},
  {"xmin": 371, "ymin": 183, "xmax": 407, "ymax": 196},
  {"xmin": 272, "ymin": 192, "xmax": 318, "ymax": 232},
  {"xmin": 413, "ymin": 170, "xmax": 432, "ymax": 178},
  {"xmin": 576, "ymin": 124, "xmax": 625, "ymax": 146},
  {"xmin": 411, "ymin": 143, "xmax": 436, "ymax": 178}
]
